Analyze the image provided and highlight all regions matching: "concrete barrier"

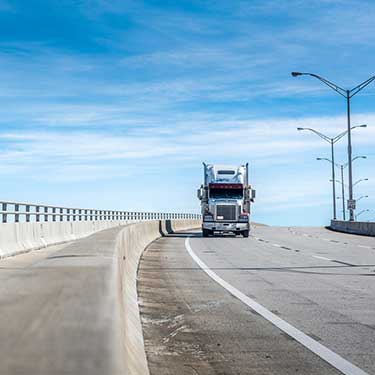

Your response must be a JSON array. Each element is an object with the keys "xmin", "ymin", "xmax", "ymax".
[
  {"xmin": 0, "ymin": 220, "xmax": 132, "ymax": 258},
  {"xmin": 330, "ymin": 219, "xmax": 375, "ymax": 236},
  {"xmin": 115, "ymin": 220, "xmax": 199, "ymax": 375}
]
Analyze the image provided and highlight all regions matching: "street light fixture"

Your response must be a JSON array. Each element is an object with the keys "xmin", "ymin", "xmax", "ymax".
[
  {"xmin": 355, "ymin": 209, "xmax": 370, "ymax": 221},
  {"xmin": 322, "ymin": 156, "xmax": 366, "ymax": 220},
  {"xmin": 357, "ymin": 195, "xmax": 369, "ymax": 202},
  {"xmin": 292, "ymin": 71, "xmax": 374, "ymax": 221},
  {"xmin": 298, "ymin": 126, "xmax": 366, "ymax": 220},
  {"xmin": 353, "ymin": 178, "xmax": 369, "ymax": 187}
]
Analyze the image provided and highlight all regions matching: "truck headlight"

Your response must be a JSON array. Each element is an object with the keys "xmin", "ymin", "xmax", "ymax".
[
  {"xmin": 238, "ymin": 213, "xmax": 249, "ymax": 222},
  {"xmin": 203, "ymin": 214, "xmax": 214, "ymax": 222}
]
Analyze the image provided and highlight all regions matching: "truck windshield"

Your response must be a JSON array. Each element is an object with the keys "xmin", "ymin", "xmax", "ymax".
[{"xmin": 210, "ymin": 188, "xmax": 243, "ymax": 199}]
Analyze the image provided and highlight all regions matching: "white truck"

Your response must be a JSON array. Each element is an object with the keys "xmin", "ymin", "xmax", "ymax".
[{"xmin": 197, "ymin": 163, "xmax": 255, "ymax": 237}]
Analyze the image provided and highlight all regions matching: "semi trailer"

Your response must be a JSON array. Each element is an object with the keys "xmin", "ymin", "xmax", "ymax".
[{"xmin": 197, "ymin": 163, "xmax": 255, "ymax": 237}]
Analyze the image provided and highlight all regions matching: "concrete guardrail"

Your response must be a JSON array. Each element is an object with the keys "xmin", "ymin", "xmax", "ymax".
[
  {"xmin": 0, "ymin": 200, "xmax": 200, "ymax": 258},
  {"xmin": 330, "ymin": 219, "xmax": 375, "ymax": 236},
  {"xmin": 116, "ymin": 219, "xmax": 200, "ymax": 375},
  {"xmin": 0, "ymin": 220, "xmax": 127, "ymax": 258}
]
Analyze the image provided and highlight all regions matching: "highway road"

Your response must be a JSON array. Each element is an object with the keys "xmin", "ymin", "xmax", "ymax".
[{"xmin": 138, "ymin": 224, "xmax": 375, "ymax": 375}]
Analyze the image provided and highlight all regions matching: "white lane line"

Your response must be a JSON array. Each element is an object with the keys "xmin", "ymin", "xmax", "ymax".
[
  {"xmin": 273, "ymin": 243, "xmax": 282, "ymax": 248},
  {"xmin": 313, "ymin": 255, "xmax": 332, "ymax": 261},
  {"xmin": 358, "ymin": 245, "xmax": 371, "ymax": 249},
  {"xmin": 185, "ymin": 237, "xmax": 368, "ymax": 375}
]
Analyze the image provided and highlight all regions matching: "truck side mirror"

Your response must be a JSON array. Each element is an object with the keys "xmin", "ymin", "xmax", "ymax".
[
  {"xmin": 251, "ymin": 189, "xmax": 256, "ymax": 200},
  {"xmin": 197, "ymin": 189, "xmax": 202, "ymax": 200}
]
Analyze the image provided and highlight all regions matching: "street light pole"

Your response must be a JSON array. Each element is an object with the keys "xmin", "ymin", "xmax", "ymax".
[
  {"xmin": 346, "ymin": 91, "xmax": 353, "ymax": 220},
  {"xmin": 330, "ymin": 140, "xmax": 336, "ymax": 219},
  {"xmin": 298, "ymin": 126, "xmax": 366, "ymax": 221},
  {"xmin": 292, "ymin": 71, "xmax": 374, "ymax": 221},
  {"xmin": 340, "ymin": 165, "xmax": 345, "ymax": 220},
  {"xmin": 318, "ymin": 155, "xmax": 366, "ymax": 221}
]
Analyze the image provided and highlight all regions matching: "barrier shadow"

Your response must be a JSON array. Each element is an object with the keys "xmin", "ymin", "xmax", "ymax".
[
  {"xmin": 158, "ymin": 220, "xmax": 200, "ymax": 238},
  {"xmin": 163, "ymin": 232, "xmax": 201, "ymax": 238},
  {"xmin": 158, "ymin": 219, "xmax": 176, "ymax": 236}
]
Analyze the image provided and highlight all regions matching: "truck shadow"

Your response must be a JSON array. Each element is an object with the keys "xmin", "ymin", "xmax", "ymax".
[{"xmin": 158, "ymin": 221, "xmax": 246, "ymax": 238}]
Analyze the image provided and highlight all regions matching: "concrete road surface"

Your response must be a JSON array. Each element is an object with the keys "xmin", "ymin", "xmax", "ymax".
[
  {"xmin": 0, "ymin": 227, "xmax": 125, "ymax": 375},
  {"xmin": 138, "ymin": 225, "xmax": 375, "ymax": 375}
]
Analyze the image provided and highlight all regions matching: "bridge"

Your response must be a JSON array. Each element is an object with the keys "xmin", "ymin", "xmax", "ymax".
[{"xmin": 1, "ymin": 200, "xmax": 375, "ymax": 375}]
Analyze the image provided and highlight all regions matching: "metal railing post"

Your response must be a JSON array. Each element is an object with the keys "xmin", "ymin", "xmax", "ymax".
[
  {"xmin": 15, "ymin": 204, "xmax": 19, "ymax": 223},
  {"xmin": 1, "ymin": 203, "xmax": 6, "ymax": 223},
  {"xmin": 36, "ymin": 206, "xmax": 40, "ymax": 222},
  {"xmin": 26, "ymin": 205, "xmax": 30, "ymax": 222}
]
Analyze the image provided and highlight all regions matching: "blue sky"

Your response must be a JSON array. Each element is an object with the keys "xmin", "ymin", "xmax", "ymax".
[{"xmin": 0, "ymin": 0, "xmax": 374, "ymax": 225}]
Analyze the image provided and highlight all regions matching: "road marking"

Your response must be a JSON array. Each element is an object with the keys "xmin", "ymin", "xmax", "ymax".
[
  {"xmin": 281, "ymin": 246, "xmax": 292, "ymax": 250},
  {"xmin": 358, "ymin": 245, "xmax": 371, "ymax": 249},
  {"xmin": 185, "ymin": 237, "xmax": 368, "ymax": 375},
  {"xmin": 331, "ymin": 260, "xmax": 355, "ymax": 267},
  {"xmin": 313, "ymin": 255, "xmax": 332, "ymax": 261},
  {"xmin": 273, "ymin": 243, "xmax": 282, "ymax": 248}
]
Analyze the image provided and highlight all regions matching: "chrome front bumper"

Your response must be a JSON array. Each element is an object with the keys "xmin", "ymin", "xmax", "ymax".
[{"xmin": 202, "ymin": 222, "xmax": 249, "ymax": 232}]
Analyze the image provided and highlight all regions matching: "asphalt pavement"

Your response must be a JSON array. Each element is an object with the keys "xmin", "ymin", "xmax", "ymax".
[{"xmin": 138, "ymin": 224, "xmax": 375, "ymax": 374}]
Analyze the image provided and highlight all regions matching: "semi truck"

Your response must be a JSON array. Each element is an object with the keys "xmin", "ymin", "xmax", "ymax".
[{"xmin": 197, "ymin": 163, "xmax": 255, "ymax": 237}]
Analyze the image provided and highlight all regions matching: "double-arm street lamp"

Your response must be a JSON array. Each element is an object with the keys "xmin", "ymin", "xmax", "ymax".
[
  {"xmin": 292, "ymin": 71, "xmax": 374, "ymax": 221},
  {"xmin": 331, "ymin": 177, "xmax": 369, "ymax": 188},
  {"xmin": 318, "ymin": 156, "xmax": 366, "ymax": 220},
  {"xmin": 298, "ymin": 126, "xmax": 366, "ymax": 220}
]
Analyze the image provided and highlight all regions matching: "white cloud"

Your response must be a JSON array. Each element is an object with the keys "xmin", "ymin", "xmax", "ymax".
[{"xmin": 0, "ymin": 112, "xmax": 372, "ymax": 181}]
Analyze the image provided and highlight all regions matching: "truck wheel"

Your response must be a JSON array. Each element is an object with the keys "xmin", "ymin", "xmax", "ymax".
[
  {"xmin": 242, "ymin": 230, "xmax": 249, "ymax": 238},
  {"xmin": 202, "ymin": 229, "xmax": 209, "ymax": 237}
]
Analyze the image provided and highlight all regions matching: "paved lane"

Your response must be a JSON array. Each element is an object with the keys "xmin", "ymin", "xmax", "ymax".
[
  {"xmin": 188, "ymin": 225, "xmax": 375, "ymax": 374},
  {"xmin": 139, "ymin": 226, "xmax": 374, "ymax": 374},
  {"xmin": 139, "ymin": 226, "xmax": 375, "ymax": 374}
]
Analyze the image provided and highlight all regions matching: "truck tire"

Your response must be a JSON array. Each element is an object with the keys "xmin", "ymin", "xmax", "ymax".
[
  {"xmin": 202, "ymin": 229, "xmax": 210, "ymax": 237},
  {"xmin": 242, "ymin": 230, "xmax": 249, "ymax": 238}
]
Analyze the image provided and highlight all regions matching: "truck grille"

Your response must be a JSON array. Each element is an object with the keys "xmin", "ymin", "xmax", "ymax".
[{"xmin": 216, "ymin": 205, "xmax": 237, "ymax": 221}]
